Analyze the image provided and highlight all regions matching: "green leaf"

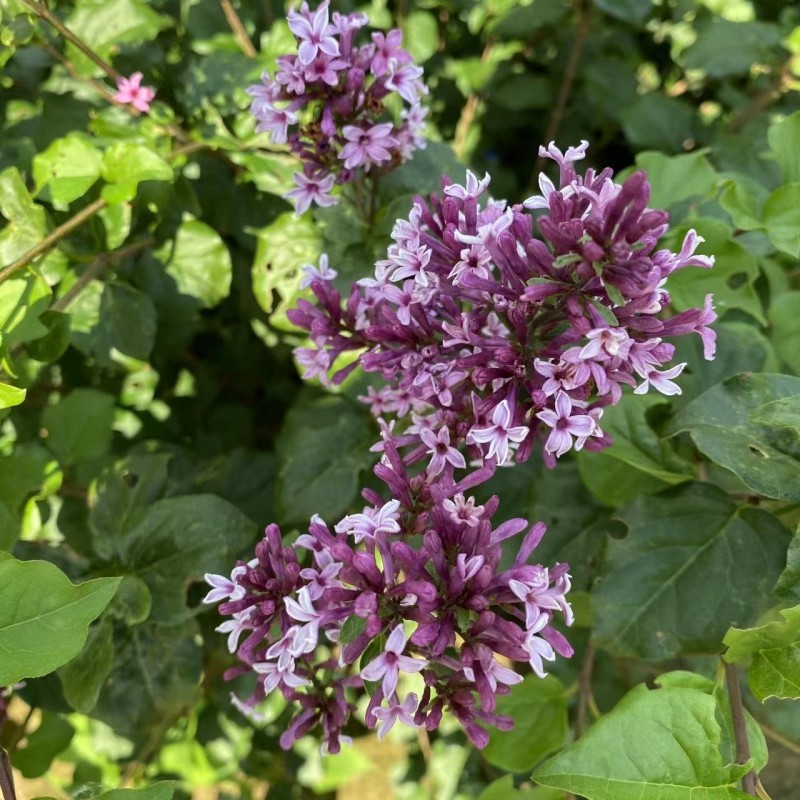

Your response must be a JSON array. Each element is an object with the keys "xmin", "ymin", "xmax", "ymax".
[
  {"xmin": 667, "ymin": 373, "xmax": 800, "ymax": 501},
  {"xmin": 276, "ymin": 394, "xmax": 376, "ymax": 525},
  {"xmin": 0, "ymin": 557, "xmax": 120, "ymax": 685},
  {"xmin": 652, "ymin": 672, "xmax": 768, "ymax": 774},
  {"xmin": 483, "ymin": 675, "xmax": 568, "ymax": 772},
  {"xmin": 380, "ymin": 142, "xmax": 464, "ymax": 198},
  {"xmin": 683, "ymin": 19, "xmax": 782, "ymax": 78},
  {"xmin": 775, "ymin": 527, "xmax": 800, "ymax": 603},
  {"xmin": 0, "ymin": 271, "xmax": 52, "ymax": 345},
  {"xmin": 90, "ymin": 452, "xmax": 172, "ymax": 560},
  {"xmin": 769, "ymin": 292, "xmax": 800, "ymax": 375},
  {"xmin": 620, "ymin": 95, "xmax": 695, "ymax": 153},
  {"xmin": 42, "ymin": 388, "xmax": 116, "ymax": 465},
  {"xmin": 594, "ymin": 0, "xmax": 653, "ymax": 24},
  {"xmin": 156, "ymin": 218, "xmax": 232, "ymax": 308},
  {"xmin": 533, "ymin": 684, "xmax": 752, "ymax": 798},
  {"xmin": 99, "ymin": 783, "xmax": 176, "ymax": 800},
  {"xmin": 0, "ymin": 442, "xmax": 61, "ymax": 521},
  {"xmin": 58, "ymin": 617, "xmax": 115, "ymax": 713},
  {"xmin": 762, "ymin": 183, "xmax": 800, "ymax": 258},
  {"xmin": 0, "ymin": 381, "xmax": 25, "ymax": 409},
  {"xmin": 578, "ymin": 450, "xmax": 669, "ymax": 507},
  {"xmin": 663, "ymin": 218, "xmax": 764, "ymax": 323},
  {"xmin": 101, "ymin": 143, "xmax": 174, "ymax": 202},
  {"xmin": 592, "ymin": 393, "xmax": 693, "ymax": 484},
  {"xmin": 338, "ymin": 614, "xmax": 367, "ymax": 645},
  {"xmin": 592, "ymin": 482, "xmax": 790, "ymax": 659},
  {"xmin": 92, "ymin": 620, "xmax": 201, "ymax": 747},
  {"xmin": 401, "ymin": 11, "xmax": 438, "ymax": 63},
  {"xmin": 0, "ymin": 168, "xmax": 66, "ymax": 277},
  {"xmin": 231, "ymin": 150, "xmax": 296, "ymax": 197},
  {"xmin": 32, "ymin": 133, "xmax": 102, "ymax": 206},
  {"xmin": 65, "ymin": 0, "xmax": 172, "ymax": 73},
  {"xmin": 768, "ymin": 112, "xmax": 800, "ymax": 184},
  {"xmin": 118, "ymin": 494, "xmax": 256, "ymax": 623},
  {"xmin": 11, "ymin": 711, "xmax": 74, "ymax": 778},
  {"xmin": 724, "ymin": 606, "xmax": 800, "ymax": 701},
  {"xmin": 635, "ymin": 151, "xmax": 717, "ymax": 210},
  {"xmin": 478, "ymin": 776, "xmax": 547, "ymax": 800},
  {"xmin": 99, "ymin": 281, "xmax": 157, "ymax": 362},
  {"xmin": 750, "ymin": 395, "xmax": 800, "ymax": 436},
  {"xmin": 719, "ymin": 176, "xmax": 768, "ymax": 231},
  {"xmin": 250, "ymin": 212, "xmax": 321, "ymax": 327},
  {"xmin": 25, "ymin": 309, "xmax": 71, "ymax": 363}
]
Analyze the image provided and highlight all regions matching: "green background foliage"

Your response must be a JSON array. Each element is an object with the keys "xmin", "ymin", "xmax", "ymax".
[{"xmin": 1, "ymin": 0, "xmax": 799, "ymax": 798}]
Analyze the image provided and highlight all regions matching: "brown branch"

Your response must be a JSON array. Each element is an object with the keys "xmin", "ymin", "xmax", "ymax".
[
  {"xmin": 22, "ymin": 0, "xmax": 120, "ymax": 81},
  {"xmin": 453, "ymin": 42, "xmax": 494, "ymax": 160},
  {"xmin": 0, "ymin": 198, "xmax": 107, "ymax": 283},
  {"xmin": 531, "ymin": 0, "xmax": 592, "ymax": 182},
  {"xmin": 37, "ymin": 38, "xmax": 117, "ymax": 103},
  {"xmin": 51, "ymin": 237, "xmax": 156, "ymax": 312},
  {"xmin": 728, "ymin": 54, "xmax": 799, "ymax": 133},
  {"xmin": 0, "ymin": 749, "xmax": 16, "ymax": 800},
  {"xmin": 724, "ymin": 662, "xmax": 757, "ymax": 797},
  {"xmin": 220, "ymin": 0, "xmax": 257, "ymax": 58}
]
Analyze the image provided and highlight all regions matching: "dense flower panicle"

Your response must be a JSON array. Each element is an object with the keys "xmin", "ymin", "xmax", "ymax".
[
  {"xmin": 248, "ymin": 0, "xmax": 428, "ymax": 213},
  {"xmin": 205, "ymin": 441, "xmax": 574, "ymax": 753},
  {"xmin": 114, "ymin": 72, "xmax": 156, "ymax": 112},
  {"xmin": 287, "ymin": 141, "xmax": 717, "ymax": 468},
  {"xmin": 210, "ymin": 141, "xmax": 717, "ymax": 754}
]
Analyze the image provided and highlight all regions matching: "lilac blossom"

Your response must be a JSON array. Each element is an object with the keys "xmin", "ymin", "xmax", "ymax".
[
  {"xmin": 361, "ymin": 625, "xmax": 427, "ymax": 696},
  {"xmin": 208, "ymin": 141, "xmax": 717, "ymax": 756},
  {"xmin": 287, "ymin": 142, "xmax": 716, "ymax": 469},
  {"xmin": 206, "ymin": 434, "xmax": 575, "ymax": 752},
  {"xmin": 374, "ymin": 692, "xmax": 419, "ymax": 739},
  {"xmin": 247, "ymin": 2, "xmax": 428, "ymax": 214}
]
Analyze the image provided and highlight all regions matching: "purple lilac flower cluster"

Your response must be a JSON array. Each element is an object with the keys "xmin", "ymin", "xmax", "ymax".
[
  {"xmin": 206, "ymin": 141, "xmax": 717, "ymax": 754},
  {"xmin": 205, "ymin": 441, "xmax": 572, "ymax": 753},
  {"xmin": 247, "ymin": 0, "xmax": 428, "ymax": 214},
  {"xmin": 289, "ymin": 141, "xmax": 717, "ymax": 468}
]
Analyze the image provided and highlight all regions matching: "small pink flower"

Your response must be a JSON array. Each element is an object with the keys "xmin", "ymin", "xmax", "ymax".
[{"xmin": 114, "ymin": 72, "xmax": 156, "ymax": 112}]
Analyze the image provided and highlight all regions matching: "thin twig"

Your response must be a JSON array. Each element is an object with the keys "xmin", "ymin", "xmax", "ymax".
[
  {"xmin": 51, "ymin": 237, "xmax": 156, "ymax": 312},
  {"xmin": 22, "ymin": 0, "xmax": 120, "ymax": 81},
  {"xmin": 531, "ymin": 0, "xmax": 592, "ymax": 182},
  {"xmin": 728, "ymin": 54, "xmax": 799, "ymax": 133},
  {"xmin": 0, "ymin": 198, "xmax": 107, "ymax": 283},
  {"xmin": 220, "ymin": 0, "xmax": 257, "ymax": 58},
  {"xmin": 724, "ymin": 662, "xmax": 757, "ymax": 797},
  {"xmin": 0, "ymin": 749, "xmax": 16, "ymax": 800},
  {"xmin": 453, "ymin": 41, "xmax": 494, "ymax": 160},
  {"xmin": 759, "ymin": 720, "xmax": 800, "ymax": 758},
  {"xmin": 37, "ymin": 37, "xmax": 117, "ymax": 103},
  {"xmin": 576, "ymin": 644, "xmax": 596, "ymax": 737}
]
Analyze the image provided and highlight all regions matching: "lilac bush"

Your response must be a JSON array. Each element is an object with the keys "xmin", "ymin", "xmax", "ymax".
[{"xmin": 246, "ymin": 0, "xmax": 428, "ymax": 214}]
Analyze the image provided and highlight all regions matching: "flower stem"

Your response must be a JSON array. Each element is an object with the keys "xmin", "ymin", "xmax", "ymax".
[{"xmin": 724, "ymin": 661, "xmax": 758, "ymax": 796}]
